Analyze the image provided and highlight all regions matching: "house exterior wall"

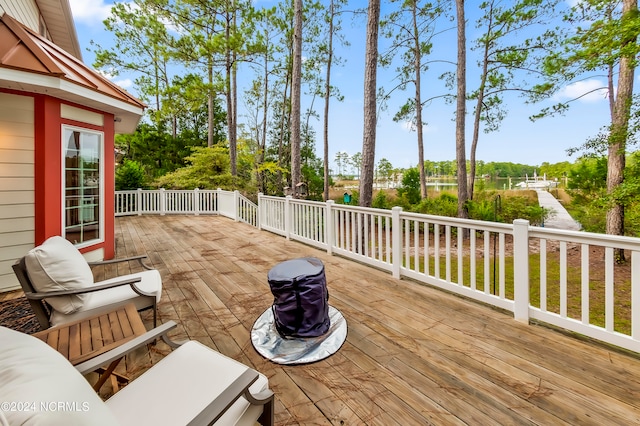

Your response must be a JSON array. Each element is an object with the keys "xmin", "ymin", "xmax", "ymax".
[
  {"xmin": 0, "ymin": 0, "xmax": 39, "ymax": 33},
  {"xmin": 0, "ymin": 92, "xmax": 35, "ymax": 291},
  {"xmin": 34, "ymin": 94, "xmax": 116, "ymax": 258},
  {"xmin": 0, "ymin": 88, "xmax": 116, "ymax": 292}
]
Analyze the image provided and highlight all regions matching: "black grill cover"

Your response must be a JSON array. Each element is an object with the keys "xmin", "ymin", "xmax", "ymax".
[{"xmin": 268, "ymin": 257, "xmax": 330, "ymax": 338}]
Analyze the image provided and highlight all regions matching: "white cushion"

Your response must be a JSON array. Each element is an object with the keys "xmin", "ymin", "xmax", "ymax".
[
  {"xmin": 0, "ymin": 326, "xmax": 118, "ymax": 425},
  {"xmin": 25, "ymin": 236, "xmax": 93, "ymax": 314},
  {"xmin": 106, "ymin": 341, "xmax": 269, "ymax": 426},
  {"xmin": 50, "ymin": 269, "xmax": 162, "ymax": 327}
]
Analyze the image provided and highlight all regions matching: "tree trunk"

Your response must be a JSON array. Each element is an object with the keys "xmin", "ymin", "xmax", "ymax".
[
  {"xmin": 290, "ymin": 0, "xmax": 303, "ymax": 195},
  {"xmin": 226, "ymin": 10, "xmax": 237, "ymax": 175},
  {"xmin": 231, "ymin": 5, "xmax": 238, "ymax": 176},
  {"xmin": 606, "ymin": 0, "xmax": 637, "ymax": 262},
  {"xmin": 469, "ymin": 16, "xmax": 491, "ymax": 201},
  {"xmin": 323, "ymin": 0, "xmax": 335, "ymax": 201},
  {"xmin": 207, "ymin": 63, "xmax": 214, "ymax": 148},
  {"xmin": 360, "ymin": 0, "xmax": 380, "ymax": 208},
  {"xmin": 455, "ymin": 0, "xmax": 469, "ymax": 219},
  {"xmin": 412, "ymin": 0, "xmax": 427, "ymax": 200},
  {"xmin": 259, "ymin": 48, "xmax": 269, "ymax": 194}
]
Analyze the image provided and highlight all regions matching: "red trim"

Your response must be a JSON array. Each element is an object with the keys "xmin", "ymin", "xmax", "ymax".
[
  {"xmin": 15, "ymin": 90, "xmax": 116, "ymax": 259},
  {"xmin": 33, "ymin": 94, "xmax": 62, "ymax": 245},
  {"xmin": 102, "ymin": 112, "xmax": 115, "ymax": 259}
]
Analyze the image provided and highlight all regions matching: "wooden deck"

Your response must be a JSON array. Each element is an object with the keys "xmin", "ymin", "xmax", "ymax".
[{"xmin": 53, "ymin": 216, "xmax": 640, "ymax": 424}]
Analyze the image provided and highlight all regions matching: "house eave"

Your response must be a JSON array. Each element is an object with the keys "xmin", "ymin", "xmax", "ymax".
[
  {"xmin": 35, "ymin": 0, "xmax": 82, "ymax": 60},
  {"xmin": 0, "ymin": 68, "xmax": 143, "ymax": 133}
]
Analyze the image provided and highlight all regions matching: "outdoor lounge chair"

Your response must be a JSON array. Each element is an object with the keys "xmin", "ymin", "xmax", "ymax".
[
  {"xmin": 12, "ymin": 236, "xmax": 162, "ymax": 330},
  {"xmin": 0, "ymin": 325, "xmax": 274, "ymax": 425}
]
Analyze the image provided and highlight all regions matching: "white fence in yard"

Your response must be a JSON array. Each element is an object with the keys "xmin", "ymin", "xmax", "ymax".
[{"xmin": 116, "ymin": 189, "xmax": 640, "ymax": 354}]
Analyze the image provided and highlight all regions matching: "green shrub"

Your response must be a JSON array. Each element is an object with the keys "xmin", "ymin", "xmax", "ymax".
[
  {"xmin": 397, "ymin": 168, "xmax": 421, "ymax": 204},
  {"xmin": 413, "ymin": 193, "xmax": 458, "ymax": 217},
  {"xmin": 115, "ymin": 160, "xmax": 146, "ymax": 190},
  {"xmin": 152, "ymin": 146, "xmax": 255, "ymax": 194},
  {"xmin": 372, "ymin": 190, "xmax": 389, "ymax": 209}
]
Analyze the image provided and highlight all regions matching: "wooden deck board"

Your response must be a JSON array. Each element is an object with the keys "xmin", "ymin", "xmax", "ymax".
[{"xmin": 103, "ymin": 215, "xmax": 640, "ymax": 425}]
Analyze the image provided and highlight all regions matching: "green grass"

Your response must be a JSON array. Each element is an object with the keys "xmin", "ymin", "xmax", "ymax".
[{"xmin": 403, "ymin": 252, "xmax": 632, "ymax": 335}]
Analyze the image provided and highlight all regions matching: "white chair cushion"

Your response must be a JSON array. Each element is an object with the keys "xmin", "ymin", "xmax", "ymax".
[
  {"xmin": 50, "ymin": 269, "xmax": 162, "ymax": 327},
  {"xmin": 0, "ymin": 326, "xmax": 118, "ymax": 425},
  {"xmin": 106, "ymin": 341, "xmax": 269, "ymax": 426},
  {"xmin": 25, "ymin": 236, "xmax": 93, "ymax": 314}
]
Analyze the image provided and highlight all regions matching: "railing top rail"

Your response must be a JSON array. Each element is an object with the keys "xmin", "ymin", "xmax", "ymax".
[
  {"xmin": 529, "ymin": 225, "xmax": 640, "ymax": 250},
  {"xmin": 237, "ymin": 193, "xmax": 257, "ymax": 208},
  {"xmin": 258, "ymin": 195, "xmax": 284, "ymax": 201},
  {"xmin": 330, "ymin": 203, "xmax": 394, "ymax": 216},
  {"xmin": 400, "ymin": 211, "xmax": 514, "ymax": 233}
]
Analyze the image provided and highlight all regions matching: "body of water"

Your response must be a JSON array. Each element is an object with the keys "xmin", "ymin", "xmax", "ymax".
[{"xmin": 372, "ymin": 176, "xmax": 566, "ymax": 191}]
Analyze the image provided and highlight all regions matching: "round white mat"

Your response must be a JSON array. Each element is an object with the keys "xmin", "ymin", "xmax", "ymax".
[{"xmin": 251, "ymin": 305, "xmax": 347, "ymax": 365}]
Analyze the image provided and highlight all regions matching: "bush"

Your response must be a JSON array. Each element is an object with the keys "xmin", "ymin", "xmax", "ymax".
[
  {"xmin": 413, "ymin": 193, "xmax": 458, "ymax": 217},
  {"xmin": 499, "ymin": 195, "xmax": 548, "ymax": 225},
  {"xmin": 397, "ymin": 168, "xmax": 421, "ymax": 204},
  {"xmin": 115, "ymin": 160, "xmax": 146, "ymax": 190},
  {"xmin": 152, "ymin": 146, "xmax": 255, "ymax": 194},
  {"xmin": 372, "ymin": 190, "xmax": 389, "ymax": 209}
]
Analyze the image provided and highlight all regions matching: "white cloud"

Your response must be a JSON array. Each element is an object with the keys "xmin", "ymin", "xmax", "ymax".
[
  {"xmin": 113, "ymin": 78, "xmax": 133, "ymax": 89},
  {"xmin": 400, "ymin": 120, "xmax": 414, "ymax": 132},
  {"xmin": 554, "ymin": 79, "xmax": 609, "ymax": 103},
  {"xmin": 69, "ymin": 0, "xmax": 114, "ymax": 26},
  {"xmin": 95, "ymin": 69, "xmax": 133, "ymax": 89},
  {"xmin": 95, "ymin": 68, "xmax": 115, "ymax": 79},
  {"xmin": 399, "ymin": 121, "xmax": 438, "ymax": 133}
]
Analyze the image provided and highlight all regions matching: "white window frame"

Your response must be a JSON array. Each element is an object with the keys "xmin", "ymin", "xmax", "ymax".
[{"xmin": 61, "ymin": 125, "xmax": 105, "ymax": 248}]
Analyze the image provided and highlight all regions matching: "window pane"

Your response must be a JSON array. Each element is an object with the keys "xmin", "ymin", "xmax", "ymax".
[{"xmin": 63, "ymin": 127, "xmax": 102, "ymax": 246}]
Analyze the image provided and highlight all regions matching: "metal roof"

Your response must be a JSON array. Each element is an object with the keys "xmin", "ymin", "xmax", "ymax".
[{"xmin": 0, "ymin": 13, "xmax": 144, "ymax": 133}]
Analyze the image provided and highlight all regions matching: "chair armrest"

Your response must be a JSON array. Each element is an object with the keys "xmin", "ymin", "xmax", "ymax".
[
  {"xmin": 23, "ymin": 276, "xmax": 145, "ymax": 300},
  {"xmin": 88, "ymin": 255, "xmax": 154, "ymax": 270},
  {"xmin": 187, "ymin": 369, "xmax": 274, "ymax": 426},
  {"xmin": 74, "ymin": 321, "xmax": 180, "ymax": 375}
]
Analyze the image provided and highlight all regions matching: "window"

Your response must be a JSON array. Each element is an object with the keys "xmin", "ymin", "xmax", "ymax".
[{"xmin": 63, "ymin": 127, "xmax": 103, "ymax": 246}]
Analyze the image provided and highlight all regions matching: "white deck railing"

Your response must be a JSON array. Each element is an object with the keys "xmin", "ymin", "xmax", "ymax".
[
  {"xmin": 115, "ymin": 188, "xmax": 257, "ymax": 226},
  {"xmin": 257, "ymin": 194, "xmax": 640, "ymax": 353},
  {"xmin": 115, "ymin": 190, "xmax": 640, "ymax": 354}
]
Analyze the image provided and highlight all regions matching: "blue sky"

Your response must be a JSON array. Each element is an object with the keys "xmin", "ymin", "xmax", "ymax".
[{"xmin": 69, "ymin": 0, "xmax": 615, "ymax": 170}]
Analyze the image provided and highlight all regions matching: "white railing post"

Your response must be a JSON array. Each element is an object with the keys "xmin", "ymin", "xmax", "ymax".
[
  {"xmin": 216, "ymin": 188, "xmax": 222, "ymax": 217},
  {"xmin": 137, "ymin": 188, "xmax": 142, "ymax": 216},
  {"xmin": 513, "ymin": 219, "xmax": 530, "ymax": 323},
  {"xmin": 285, "ymin": 196, "xmax": 292, "ymax": 240},
  {"xmin": 257, "ymin": 193, "xmax": 263, "ymax": 230},
  {"xmin": 194, "ymin": 188, "xmax": 200, "ymax": 216},
  {"xmin": 391, "ymin": 206, "xmax": 402, "ymax": 279},
  {"xmin": 326, "ymin": 200, "xmax": 335, "ymax": 255},
  {"xmin": 632, "ymin": 251, "xmax": 640, "ymax": 340},
  {"xmin": 234, "ymin": 190, "xmax": 240, "ymax": 222},
  {"xmin": 160, "ymin": 188, "xmax": 166, "ymax": 216}
]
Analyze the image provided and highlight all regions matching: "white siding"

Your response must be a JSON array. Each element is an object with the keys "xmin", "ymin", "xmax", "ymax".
[
  {"xmin": 0, "ymin": 0, "xmax": 39, "ymax": 32},
  {"xmin": 0, "ymin": 92, "xmax": 34, "ymax": 292}
]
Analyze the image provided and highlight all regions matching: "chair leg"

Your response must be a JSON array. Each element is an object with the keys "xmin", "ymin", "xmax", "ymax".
[
  {"xmin": 153, "ymin": 300, "xmax": 157, "ymax": 328},
  {"xmin": 258, "ymin": 397, "xmax": 275, "ymax": 426},
  {"xmin": 92, "ymin": 358, "xmax": 123, "ymax": 391}
]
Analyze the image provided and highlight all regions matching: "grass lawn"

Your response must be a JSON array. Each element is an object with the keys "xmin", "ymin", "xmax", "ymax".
[{"xmin": 406, "ymin": 250, "xmax": 632, "ymax": 335}]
